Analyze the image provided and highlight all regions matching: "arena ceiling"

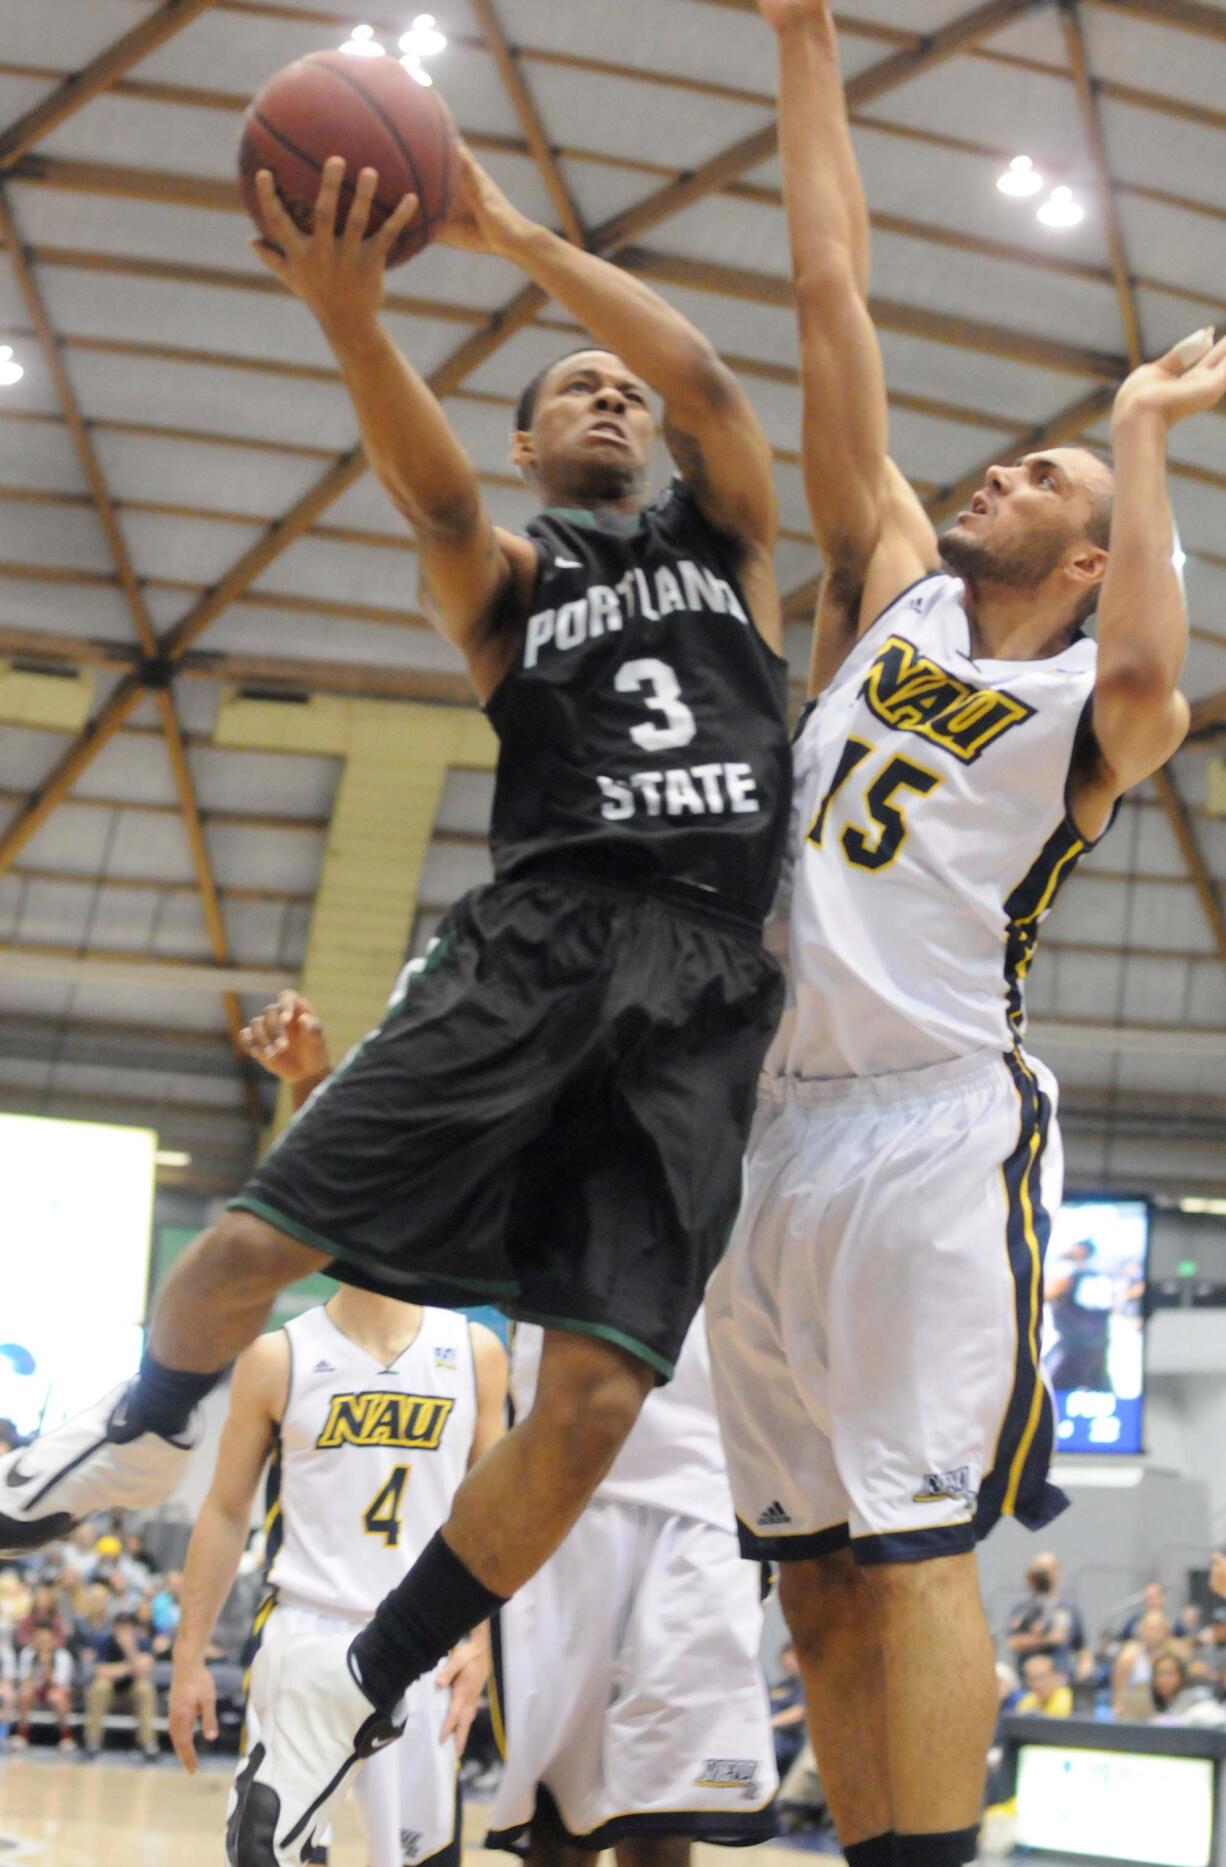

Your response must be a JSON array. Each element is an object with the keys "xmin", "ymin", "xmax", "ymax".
[{"xmin": 1, "ymin": 0, "xmax": 1226, "ymax": 1202}]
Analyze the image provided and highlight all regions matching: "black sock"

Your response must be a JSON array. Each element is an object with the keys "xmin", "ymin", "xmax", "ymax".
[
  {"xmin": 845, "ymin": 1835, "xmax": 896, "ymax": 1867},
  {"xmin": 895, "ymin": 1827, "xmax": 980, "ymax": 1867},
  {"xmin": 127, "ymin": 1352, "xmax": 222, "ymax": 1440},
  {"xmin": 350, "ymin": 1530, "xmax": 507, "ymax": 1716}
]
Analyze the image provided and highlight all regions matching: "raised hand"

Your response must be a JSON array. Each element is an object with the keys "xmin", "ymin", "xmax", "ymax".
[
  {"xmin": 239, "ymin": 991, "xmax": 330, "ymax": 1086},
  {"xmin": 435, "ymin": 142, "xmax": 532, "ymax": 258},
  {"xmin": 1114, "ymin": 327, "xmax": 1226, "ymax": 430},
  {"xmin": 250, "ymin": 157, "xmax": 421, "ymax": 335}
]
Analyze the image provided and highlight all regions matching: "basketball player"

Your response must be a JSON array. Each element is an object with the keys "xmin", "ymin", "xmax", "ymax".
[
  {"xmin": 172, "ymin": 1307, "xmax": 502, "ymax": 1867},
  {"xmin": 0, "ymin": 145, "xmax": 790, "ymax": 1867},
  {"xmin": 168, "ymin": 1015, "xmax": 507, "ymax": 1867},
  {"xmin": 242, "ymin": 994, "xmax": 779, "ymax": 1867},
  {"xmin": 708, "ymin": 6, "xmax": 1226, "ymax": 1866}
]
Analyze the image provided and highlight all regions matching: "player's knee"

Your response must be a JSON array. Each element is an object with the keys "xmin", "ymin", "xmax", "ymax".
[
  {"xmin": 193, "ymin": 1212, "xmax": 324, "ymax": 1299},
  {"xmin": 779, "ymin": 1547, "xmax": 866, "ymax": 1659},
  {"xmin": 533, "ymin": 1334, "xmax": 652, "ymax": 1480}
]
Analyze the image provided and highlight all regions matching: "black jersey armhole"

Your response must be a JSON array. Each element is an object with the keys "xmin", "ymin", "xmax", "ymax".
[{"xmin": 1065, "ymin": 693, "xmax": 1122, "ymax": 849}]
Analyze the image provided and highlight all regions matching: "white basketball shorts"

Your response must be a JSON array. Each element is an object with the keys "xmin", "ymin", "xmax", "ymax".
[
  {"xmin": 243, "ymin": 1599, "xmax": 459, "ymax": 1867},
  {"xmin": 707, "ymin": 1048, "xmax": 1070, "ymax": 1566},
  {"xmin": 486, "ymin": 1496, "xmax": 778, "ymax": 1852}
]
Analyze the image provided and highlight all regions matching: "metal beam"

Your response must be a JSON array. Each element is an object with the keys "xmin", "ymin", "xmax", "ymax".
[
  {"xmin": 1061, "ymin": 1, "xmax": 1145, "ymax": 370},
  {"xmin": 468, "ymin": 0, "xmax": 586, "ymax": 246},
  {"xmin": 0, "ymin": 0, "xmax": 220, "ymax": 170},
  {"xmin": 1149, "ymin": 767, "xmax": 1226, "ymax": 969},
  {"xmin": 0, "ymin": 947, "xmax": 295, "ymax": 995},
  {"xmin": 1030, "ymin": 1017, "xmax": 1226, "ymax": 1056}
]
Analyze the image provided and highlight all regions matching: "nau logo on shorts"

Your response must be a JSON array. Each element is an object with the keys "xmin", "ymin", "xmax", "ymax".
[
  {"xmin": 862, "ymin": 636, "xmax": 1034, "ymax": 764},
  {"xmin": 316, "ymin": 1392, "xmax": 455, "ymax": 1450},
  {"xmin": 913, "ymin": 1465, "xmax": 976, "ymax": 1509},
  {"xmin": 695, "ymin": 1759, "xmax": 761, "ymax": 1802}
]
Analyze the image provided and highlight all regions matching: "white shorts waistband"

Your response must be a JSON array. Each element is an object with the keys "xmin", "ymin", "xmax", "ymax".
[{"xmin": 758, "ymin": 1046, "xmax": 1010, "ymax": 1114}]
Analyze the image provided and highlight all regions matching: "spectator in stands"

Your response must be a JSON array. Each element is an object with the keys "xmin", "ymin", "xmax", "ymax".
[
  {"xmin": 150, "ymin": 1571, "xmax": 182, "ymax": 1653},
  {"xmin": 0, "ymin": 1627, "xmax": 14, "ymax": 1750},
  {"xmin": 102, "ymin": 1565, "xmax": 141, "ymax": 1616},
  {"xmin": 1112, "ymin": 1609, "xmax": 1182, "ymax": 1720},
  {"xmin": 67, "ymin": 1520, "xmax": 102, "ymax": 1579},
  {"xmin": 1212, "ymin": 1552, "xmax": 1226, "ymax": 1600},
  {"xmin": 1007, "ymin": 1553, "xmax": 1088, "ymax": 1677},
  {"xmin": 15, "ymin": 1584, "xmax": 68, "ymax": 1652},
  {"xmin": 1151, "ymin": 1648, "xmax": 1226, "ymax": 1729},
  {"xmin": 120, "ymin": 1532, "xmax": 156, "ymax": 1589},
  {"xmin": 0, "ymin": 1419, "xmax": 19, "ymax": 1453},
  {"xmin": 84, "ymin": 1609, "xmax": 158, "ymax": 1762},
  {"xmin": 14, "ymin": 1622, "xmax": 75, "ymax": 1751},
  {"xmin": 0, "ymin": 1567, "xmax": 30, "ymax": 1631},
  {"xmin": 1120, "ymin": 1579, "xmax": 1167, "ymax": 1641},
  {"xmin": 768, "ymin": 1641, "xmax": 807, "ymax": 1778},
  {"xmin": 73, "ymin": 1582, "xmax": 117, "ymax": 1667},
  {"xmin": 1016, "ymin": 1654, "xmax": 1073, "ymax": 1718}
]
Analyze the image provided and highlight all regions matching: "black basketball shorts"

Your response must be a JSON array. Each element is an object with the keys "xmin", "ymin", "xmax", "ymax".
[{"xmin": 230, "ymin": 873, "xmax": 784, "ymax": 1378}]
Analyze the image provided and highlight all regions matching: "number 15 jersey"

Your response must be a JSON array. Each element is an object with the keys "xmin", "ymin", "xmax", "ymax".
[
  {"xmin": 767, "ymin": 572, "xmax": 1106, "ymax": 1081},
  {"xmin": 486, "ymin": 480, "xmax": 792, "ymax": 919}
]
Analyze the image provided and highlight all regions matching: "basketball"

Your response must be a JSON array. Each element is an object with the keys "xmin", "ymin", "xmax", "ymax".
[{"xmin": 238, "ymin": 51, "xmax": 458, "ymax": 267}]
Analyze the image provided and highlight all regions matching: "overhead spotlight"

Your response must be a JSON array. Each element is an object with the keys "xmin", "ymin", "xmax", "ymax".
[
  {"xmin": 997, "ymin": 155, "xmax": 1044, "ymax": 198},
  {"xmin": 154, "ymin": 1149, "xmax": 192, "ymax": 1169},
  {"xmin": 0, "ymin": 345, "xmax": 23, "ymax": 387},
  {"xmin": 1037, "ymin": 186, "xmax": 1085, "ymax": 229},
  {"xmin": 400, "ymin": 13, "xmax": 447, "ymax": 85},
  {"xmin": 340, "ymin": 22, "xmax": 385, "ymax": 57}
]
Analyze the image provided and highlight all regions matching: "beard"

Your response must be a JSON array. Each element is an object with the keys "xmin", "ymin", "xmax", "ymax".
[
  {"xmin": 939, "ymin": 523, "xmax": 1067, "ymax": 590},
  {"xmin": 547, "ymin": 448, "xmax": 647, "ymax": 507}
]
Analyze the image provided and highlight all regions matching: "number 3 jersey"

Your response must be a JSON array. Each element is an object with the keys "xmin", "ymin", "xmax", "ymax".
[
  {"xmin": 263, "ymin": 1305, "xmax": 475, "ymax": 1620},
  {"xmin": 767, "ymin": 572, "xmax": 1106, "ymax": 1081},
  {"xmin": 486, "ymin": 479, "xmax": 792, "ymax": 918}
]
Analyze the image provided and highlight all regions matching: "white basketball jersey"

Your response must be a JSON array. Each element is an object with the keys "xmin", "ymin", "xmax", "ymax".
[
  {"xmin": 265, "ymin": 1305, "xmax": 475, "ymax": 1621},
  {"xmin": 768, "ymin": 573, "xmax": 1101, "ymax": 1080},
  {"xmin": 510, "ymin": 1318, "xmax": 735, "ymax": 1533}
]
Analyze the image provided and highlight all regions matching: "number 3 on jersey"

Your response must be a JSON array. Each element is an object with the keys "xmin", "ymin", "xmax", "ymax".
[
  {"xmin": 810, "ymin": 738, "xmax": 942, "ymax": 871},
  {"xmin": 363, "ymin": 1465, "xmax": 410, "ymax": 1547},
  {"xmin": 616, "ymin": 658, "xmax": 696, "ymax": 752}
]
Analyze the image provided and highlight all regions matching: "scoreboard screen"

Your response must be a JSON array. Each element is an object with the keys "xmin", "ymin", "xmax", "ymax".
[{"xmin": 1043, "ymin": 1197, "xmax": 1149, "ymax": 1456}]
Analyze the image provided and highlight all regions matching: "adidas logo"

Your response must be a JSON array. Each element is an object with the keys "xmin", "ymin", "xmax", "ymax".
[
  {"xmin": 313, "ymin": 1359, "xmax": 335, "ymax": 1375},
  {"xmin": 756, "ymin": 1500, "xmax": 791, "ymax": 1528}
]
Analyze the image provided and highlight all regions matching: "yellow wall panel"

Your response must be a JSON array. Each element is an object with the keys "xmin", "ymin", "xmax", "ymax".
[{"xmin": 0, "ymin": 663, "xmax": 93, "ymax": 732}]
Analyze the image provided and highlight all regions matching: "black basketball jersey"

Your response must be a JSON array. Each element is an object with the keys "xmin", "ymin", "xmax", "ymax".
[{"xmin": 486, "ymin": 480, "xmax": 791, "ymax": 918}]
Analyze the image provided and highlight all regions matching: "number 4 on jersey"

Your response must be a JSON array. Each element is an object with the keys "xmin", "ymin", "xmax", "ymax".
[
  {"xmin": 810, "ymin": 739, "xmax": 942, "ymax": 871},
  {"xmin": 363, "ymin": 1465, "xmax": 410, "ymax": 1547}
]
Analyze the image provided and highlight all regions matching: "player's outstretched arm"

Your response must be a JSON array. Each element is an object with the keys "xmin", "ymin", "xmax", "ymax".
[
  {"xmin": 1072, "ymin": 329, "xmax": 1226, "ymax": 834},
  {"xmin": 763, "ymin": 0, "xmax": 938, "ymax": 679},
  {"xmin": 168, "ymin": 1334, "xmax": 288, "ymax": 1773},
  {"xmin": 439, "ymin": 146, "xmax": 782, "ymax": 649},
  {"xmin": 251, "ymin": 160, "xmax": 535, "ymax": 700}
]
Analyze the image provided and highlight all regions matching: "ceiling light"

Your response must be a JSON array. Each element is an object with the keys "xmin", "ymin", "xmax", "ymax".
[
  {"xmin": 340, "ymin": 23, "xmax": 385, "ymax": 57},
  {"xmin": 998, "ymin": 155, "xmax": 1044, "ymax": 198},
  {"xmin": 0, "ymin": 345, "xmax": 23, "ymax": 387},
  {"xmin": 1037, "ymin": 186, "xmax": 1085, "ymax": 229},
  {"xmin": 1179, "ymin": 1196, "xmax": 1226, "ymax": 1216},
  {"xmin": 400, "ymin": 14, "xmax": 447, "ymax": 85},
  {"xmin": 154, "ymin": 1149, "xmax": 192, "ymax": 1169}
]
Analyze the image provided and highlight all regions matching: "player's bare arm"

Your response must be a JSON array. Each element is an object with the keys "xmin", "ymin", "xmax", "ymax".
[
  {"xmin": 1070, "ymin": 331, "xmax": 1226, "ymax": 837},
  {"xmin": 438, "ymin": 145, "xmax": 782, "ymax": 651},
  {"xmin": 436, "ymin": 1322, "xmax": 509, "ymax": 1750},
  {"xmin": 168, "ymin": 1334, "xmax": 289, "ymax": 1772},
  {"xmin": 763, "ymin": 0, "xmax": 939, "ymax": 686},
  {"xmin": 250, "ymin": 159, "xmax": 535, "ymax": 701}
]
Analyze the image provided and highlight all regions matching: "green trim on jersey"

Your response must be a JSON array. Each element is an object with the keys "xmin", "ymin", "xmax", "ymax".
[
  {"xmin": 228, "ymin": 1197, "xmax": 520, "ymax": 1296},
  {"xmin": 509, "ymin": 1308, "xmax": 675, "ymax": 1381}
]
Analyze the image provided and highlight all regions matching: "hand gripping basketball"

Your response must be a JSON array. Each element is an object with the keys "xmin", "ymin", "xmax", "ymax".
[{"xmin": 251, "ymin": 157, "xmax": 421, "ymax": 332}]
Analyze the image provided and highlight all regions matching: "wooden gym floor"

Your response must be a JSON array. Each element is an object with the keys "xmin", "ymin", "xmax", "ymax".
[{"xmin": 0, "ymin": 1757, "xmax": 827, "ymax": 1867}]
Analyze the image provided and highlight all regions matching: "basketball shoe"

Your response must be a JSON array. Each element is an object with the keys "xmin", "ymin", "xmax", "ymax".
[
  {"xmin": 228, "ymin": 1628, "xmax": 405, "ymax": 1867},
  {"xmin": 0, "ymin": 1381, "xmax": 195, "ymax": 1554}
]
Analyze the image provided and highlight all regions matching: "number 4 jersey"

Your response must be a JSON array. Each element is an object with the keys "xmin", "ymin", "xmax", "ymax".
[
  {"xmin": 486, "ymin": 480, "xmax": 792, "ymax": 918},
  {"xmin": 768, "ymin": 571, "xmax": 1107, "ymax": 1080},
  {"xmin": 263, "ymin": 1305, "xmax": 476, "ymax": 1620}
]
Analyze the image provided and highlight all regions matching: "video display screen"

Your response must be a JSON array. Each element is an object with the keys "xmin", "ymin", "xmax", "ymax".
[
  {"xmin": 1042, "ymin": 1197, "xmax": 1149, "ymax": 1456},
  {"xmin": 1016, "ymin": 1744, "xmax": 1213, "ymax": 1867},
  {"xmin": 0, "ymin": 1115, "xmax": 156, "ymax": 1439}
]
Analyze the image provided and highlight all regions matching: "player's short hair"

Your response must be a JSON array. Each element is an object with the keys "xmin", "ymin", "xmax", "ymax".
[{"xmin": 513, "ymin": 348, "xmax": 612, "ymax": 433}]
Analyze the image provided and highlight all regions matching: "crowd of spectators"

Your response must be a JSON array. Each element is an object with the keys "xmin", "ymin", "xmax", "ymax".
[
  {"xmin": 998, "ymin": 1550, "xmax": 1226, "ymax": 1729},
  {"xmin": 0, "ymin": 1510, "xmax": 248, "ymax": 1759}
]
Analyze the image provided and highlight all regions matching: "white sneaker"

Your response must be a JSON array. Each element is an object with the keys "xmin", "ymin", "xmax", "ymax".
[
  {"xmin": 227, "ymin": 1630, "xmax": 404, "ymax": 1867},
  {"xmin": 0, "ymin": 1381, "xmax": 195, "ymax": 1554}
]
